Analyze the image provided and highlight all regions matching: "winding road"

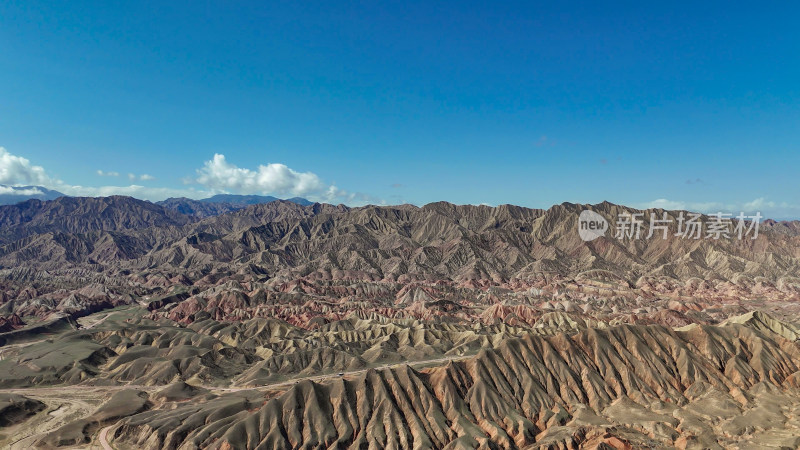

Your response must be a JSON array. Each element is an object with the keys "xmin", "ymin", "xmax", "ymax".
[{"xmin": 98, "ymin": 425, "xmax": 114, "ymax": 450}]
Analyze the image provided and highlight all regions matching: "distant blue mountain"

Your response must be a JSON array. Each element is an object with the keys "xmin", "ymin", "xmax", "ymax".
[
  {"xmin": 156, "ymin": 194, "xmax": 314, "ymax": 217},
  {"xmin": 199, "ymin": 194, "xmax": 313, "ymax": 206},
  {"xmin": 0, "ymin": 185, "xmax": 66, "ymax": 205}
]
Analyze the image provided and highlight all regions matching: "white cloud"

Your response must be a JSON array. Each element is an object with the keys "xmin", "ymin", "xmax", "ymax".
[
  {"xmin": 638, "ymin": 199, "xmax": 724, "ymax": 213},
  {"xmin": 193, "ymin": 154, "xmax": 379, "ymax": 205},
  {"xmin": 0, "ymin": 147, "xmax": 54, "ymax": 186},
  {"xmin": 743, "ymin": 197, "xmax": 776, "ymax": 210},
  {"xmin": 58, "ymin": 184, "xmax": 207, "ymax": 201},
  {"xmin": 0, "ymin": 147, "xmax": 379, "ymax": 205},
  {"xmin": 195, "ymin": 154, "xmax": 327, "ymax": 197},
  {"xmin": 0, "ymin": 147, "xmax": 205, "ymax": 201},
  {"xmin": 319, "ymin": 184, "xmax": 382, "ymax": 206},
  {"xmin": 0, "ymin": 186, "xmax": 44, "ymax": 196},
  {"xmin": 638, "ymin": 198, "xmax": 800, "ymax": 220},
  {"xmin": 99, "ymin": 170, "xmax": 154, "ymax": 182}
]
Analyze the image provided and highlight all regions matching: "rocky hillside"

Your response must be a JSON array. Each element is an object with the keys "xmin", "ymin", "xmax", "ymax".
[
  {"xmin": 0, "ymin": 196, "xmax": 190, "ymax": 244},
  {"xmin": 2, "ymin": 198, "xmax": 799, "ymax": 280},
  {"xmin": 1, "ymin": 197, "xmax": 799, "ymax": 325},
  {"xmin": 8, "ymin": 311, "xmax": 800, "ymax": 449},
  {"xmin": 156, "ymin": 194, "xmax": 313, "ymax": 218}
]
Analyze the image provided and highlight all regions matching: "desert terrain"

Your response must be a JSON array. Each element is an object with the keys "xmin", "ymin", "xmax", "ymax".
[{"xmin": 2, "ymin": 197, "xmax": 800, "ymax": 449}]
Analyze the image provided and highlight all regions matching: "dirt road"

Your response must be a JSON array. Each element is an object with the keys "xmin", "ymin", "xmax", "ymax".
[{"xmin": 98, "ymin": 425, "xmax": 114, "ymax": 450}]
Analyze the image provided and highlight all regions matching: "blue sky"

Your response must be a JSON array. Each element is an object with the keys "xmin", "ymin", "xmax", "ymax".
[{"xmin": 0, "ymin": 1, "xmax": 798, "ymax": 216}]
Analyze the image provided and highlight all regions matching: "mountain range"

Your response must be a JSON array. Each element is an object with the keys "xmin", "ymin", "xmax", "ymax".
[
  {"xmin": 3, "ymin": 196, "xmax": 800, "ymax": 449},
  {"xmin": 0, "ymin": 196, "xmax": 798, "ymax": 282},
  {"xmin": 156, "ymin": 194, "xmax": 312, "ymax": 217},
  {"xmin": 0, "ymin": 185, "xmax": 312, "ymax": 214}
]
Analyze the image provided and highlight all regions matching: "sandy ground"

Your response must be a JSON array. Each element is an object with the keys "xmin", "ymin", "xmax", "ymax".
[{"xmin": 1, "ymin": 388, "xmax": 100, "ymax": 449}]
